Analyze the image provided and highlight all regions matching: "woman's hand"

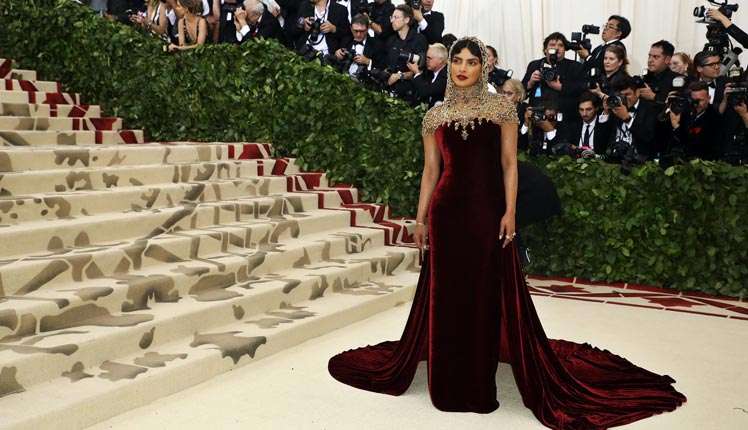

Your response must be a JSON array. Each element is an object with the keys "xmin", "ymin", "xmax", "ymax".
[
  {"xmin": 167, "ymin": 43, "xmax": 179, "ymax": 52},
  {"xmin": 499, "ymin": 212, "xmax": 516, "ymax": 249},
  {"xmin": 413, "ymin": 223, "xmax": 428, "ymax": 251}
]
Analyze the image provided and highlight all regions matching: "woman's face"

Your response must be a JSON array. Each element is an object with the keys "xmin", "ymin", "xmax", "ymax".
[
  {"xmin": 670, "ymin": 56, "xmax": 686, "ymax": 75},
  {"xmin": 603, "ymin": 51, "xmax": 623, "ymax": 74},
  {"xmin": 501, "ymin": 82, "xmax": 520, "ymax": 103},
  {"xmin": 450, "ymin": 48, "xmax": 482, "ymax": 88}
]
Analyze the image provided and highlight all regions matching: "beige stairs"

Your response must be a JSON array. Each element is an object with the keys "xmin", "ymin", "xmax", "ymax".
[{"xmin": 0, "ymin": 58, "xmax": 419, "ymax": 429}]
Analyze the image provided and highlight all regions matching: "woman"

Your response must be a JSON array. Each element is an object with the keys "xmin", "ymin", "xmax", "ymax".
[
  {"xmin": 501, "ymin": 78, "xmax": 526, "ymax": 125},
  {"xmin": 131, "ymin": 0, "xmax": 169, "ymax": 36},
  {"xmin": 671, "ymin": 52, "xmax": 697, "ymax": 80},
  {"xmin": 328, "ymin": 37, "xmax": 686, "ymax": 429},
  {"xmin": 591, "ymin": 44, "xmax": 629, "ymax": 99},
  {"xmin": 167, "ymin": 0, "xmax": 207, "ymax": 52}
]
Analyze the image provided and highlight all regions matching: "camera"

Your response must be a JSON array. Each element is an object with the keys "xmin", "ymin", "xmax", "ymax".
[
  {"xmin": 605, "ymin": 139, "xmax": 641, "ymax": 174},
  {"xmin": 309, "ymin": 18, "xmax": 324, "ymax": 42},
  {"xmin": 407, "ymin": 0, "xmax": 422, "ymax": 9},
  {"xmin": 694, "ymin": 1, "xmax": 739, "ymax": 23},
  {"xmin": 664, "ymin": 76, "xmax": 697, "ymax": 116},
  {"xmin": 489, "ymin": 68, "xmax": 514, "ymax": 88},
  {"xmin": 568, "ymin": 32, "xmax": 593, "ymax": 52},
  {"xmin": 540, "ymin": 48, "xmax": 560, "ymax": 82},
  {"xmin": 395, "ymin": 50, "xmax": 425, "ymax": 72},
  {"xmin": 529, "ymin": 105, "xmax": 548, "ymax": 123},
  {"xmin": 630, "ymin": 69, "xmax": 651, "ymax": 90},
  {"xmin": 582, "ymin": 24, "xmax": 600, "ymax": 35},
  {"xmin": 587, "ymin": 68, "xmax": 601, "ymax": 90},
  {"xmin": 298, "ymin": 43, "xmax": 324, "ymax": 62},
  {"xmin": 606, "ymin": 93, "xmax": 624, "ymax": 109},
  {"xmin": 725, "ymin": 65, "xmax": 748, "ymax": 107}
]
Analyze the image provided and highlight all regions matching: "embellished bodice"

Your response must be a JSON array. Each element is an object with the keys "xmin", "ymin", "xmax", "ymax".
[{"xmin": 422, "ymin": 93, "xmax": 518, "ymax": 140}]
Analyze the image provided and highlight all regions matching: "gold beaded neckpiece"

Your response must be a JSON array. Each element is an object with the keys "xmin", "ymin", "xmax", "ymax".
[{"xmin": 421, "ymin": 37, "xmax": 517, "ymax": 140}]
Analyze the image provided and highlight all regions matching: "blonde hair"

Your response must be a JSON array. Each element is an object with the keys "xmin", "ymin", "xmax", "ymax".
[
  {"xmin": 429, "ymin": 43, "xmax": 449, "ymax": 60},
  {"xmin": 502, "ymin": 79, "xmax": 525, "ymax": 103}
]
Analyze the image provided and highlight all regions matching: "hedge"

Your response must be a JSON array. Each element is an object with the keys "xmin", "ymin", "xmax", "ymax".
[{"xmin": 1, "ymin": 0, "xmax": 746, "ymax": 298}]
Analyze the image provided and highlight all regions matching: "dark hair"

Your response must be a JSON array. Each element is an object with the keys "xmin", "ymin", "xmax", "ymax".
[
  {"xmin": 688, "ymin": 81, "xmax": 710, "ymax": 94},
  {"xmin": 486, "ymin": 45, "xmax": 498, "ymax": 59},
  {"xmin": 543, "ymin": 32, "xmax": 569, "ymax": 50},
  {"xmin": 351, "ymin": 13, "xmax": 370, "ymax": 27},
  {"xmin": 694, "ymin": 50, "xmax": 720, "ymax": 67},
  {"xmin": 612, "ymin": 74, "xmax": 638, "ymax": 92},
  {"xmin": 394, "ymin": 4, "xmax": 414, "ymax": 25},
  {"xmin": 651, "ymin": 40, "xmax": 675, "ymax": 57},
  {"xmin": 442, "ymin": 33, "xmax": 458, "ymax": 50},
  {"xmin": 578, "ymin": 91, "xmax": 601, "ymax": 108},
  {"xmin": 449, "ymin": 39, "xmax": 483, "ymax": 63},
  {"xmin": 608, "ymin": 15, "xmax": 631, "ymax": 39}
]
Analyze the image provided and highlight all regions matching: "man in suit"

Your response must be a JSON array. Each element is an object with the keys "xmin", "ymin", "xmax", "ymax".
[
  {"xmin": 600, "ymin": 76, "xmax": 658, "ymax": 162},
  {"xmin": 519, "ymin": 102, "xmax": 563, "ymax": 156},
  {"xmin": 413, "ymin": 0, "xmax": 444, "ymax": 45},
  {"xmin": 408, "ymin": 43, "xmax": 448, "ymax": 107},
  {"xmin": 294, "ymin": 0, "xmax": 352, "ymax": 56},
  {"xmin": 575, "ymin": 15, "xmax": 630, "ymax": 74},
  {"xmin": 563, "ymin": 91, "xmax": 612, "ymax": 156},
  {"xmin": 666, "ymin": 81, "xmax": 725, "ymax": 161},
  {"xmin": 522, "ymin": 32, "xmax": 587, "ymax": 123},
  {"xmin": 234, "ymin": 0, "xmax": 283, "ymax": 43},
  {"xmin": 334, "ymin": 14, "xmax": 386, "ymax": 76},
  {"xmin": 694, "ymin": 50, "xmax": 727, "ymax": 107}
]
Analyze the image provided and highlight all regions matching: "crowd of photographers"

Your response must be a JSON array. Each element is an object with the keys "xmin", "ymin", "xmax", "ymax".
[{"xmin": 90, "ymin": 0, "xmax": 748, "ymax": 168}]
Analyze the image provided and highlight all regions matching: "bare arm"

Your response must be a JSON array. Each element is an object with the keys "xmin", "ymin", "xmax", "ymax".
[
  {"xmin": 176, "ymin": 18, "xmax": 208, "ymax": 50},
  {"xmin": 413, "ymin": 132, "xmax": 442, "ymax": 250},
  {"xmin": 499, "ymin": 122, "xmax": 518, "ymax": 248}
]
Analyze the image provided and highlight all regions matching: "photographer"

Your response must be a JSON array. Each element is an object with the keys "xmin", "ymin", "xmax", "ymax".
[
  {"xmin": 294, "ymin": 0, "xmax": 352, "ymax": 57},
  {"xmin": 334, "ymin": 14, "xmax": 385, "ymax": 77},
  {"xmin": 520, "ymin": 101, "xmax": 563, "ymax": 156},
  {"xmin": 563, "ymin": 91, "xmax": 612, "ymax": 156},
  {"xmin": 640, "ymin": 40, "xmax": 679, "ymax": 104},
  {"xmin": 665, "ymin": 81, "xmax": 724, "ymax": 161},
  {"xmin": 707, "ymin": 7, "xmax": 748, "ymax": 48},
  {"xmin": 522, "ymin": 32, "xmax": 586, "ymax": 123},
  {"xmin": 487, "ymin": 45, "xmax": 513, "ymax": 91},
  {"xmin": 233, "ymin": 0, "xmax": 283, "ymax": 43},
  {"xmin": 599, "ymin": 76, "xmax": 658, "ymax": 163},
  {"xmin": 412, "ymin": 0, "xmax": 444, "ymax": 45},
  {"xmin": 409, "ymin": 43, "xmax": 448, "ymax": 107},
  {"xmin": 369, "ymin": 0, "xmax": 396, "ymax": 41},
  {"xmin": 722, "ymin": 99, "xmax": 748, "ymax": 165},
  {"xmin": 383, "ymin": 5, "xmax": 428, "ymax": 102},
  {"xmin": 694, "ymin": 50, "xmax": 727, "ymax": 105},
  {"xmin": 577, "ymin": 15, "xmax": 630, "ymax": 74}
]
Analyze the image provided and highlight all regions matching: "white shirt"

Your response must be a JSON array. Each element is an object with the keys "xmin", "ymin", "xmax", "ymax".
[
  {"xmin": 579, "ymin": 120, "xmax": 596, "ymax": 148},
  {"xmin": 309, "ymin": 2, "xmax": 331, "ymax": 55},
  {"xmin": 418, "ymin": 10, "xmax": 431, "ymax": 32}
]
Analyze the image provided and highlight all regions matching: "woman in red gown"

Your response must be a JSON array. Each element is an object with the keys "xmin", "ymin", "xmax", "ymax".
[{"xmin": 328, "ymin": 37, "xmax": 686, "ymax": 429}]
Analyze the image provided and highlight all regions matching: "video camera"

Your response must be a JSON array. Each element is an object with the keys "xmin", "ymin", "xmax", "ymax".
[
  {"xmin": 489, "ymin": 68, "xmax": 514, "ymax": 88},
  {"xmin": 694, "ymin": 1, "xmax": 740, "ymax": 57},
  {"xmin": 568, "ymin": 25, "xmax": 600, "ymax": 52},
  {"xmin": 725, "ymin": 65, "xmax": 748, "ymax": 107}
]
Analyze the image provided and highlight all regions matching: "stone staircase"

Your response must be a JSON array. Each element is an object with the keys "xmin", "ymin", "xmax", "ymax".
[{"xmin": 0, "ymin": 58, "xmax": 420, "ymax": 429}]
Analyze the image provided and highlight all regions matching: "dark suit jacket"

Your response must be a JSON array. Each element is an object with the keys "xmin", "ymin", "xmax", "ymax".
[
  {"xmin": 727, "ymin": 23, "xmax": 748, "ymax": 49},
  {"xmin": 418, "ymin": 10, "xmax": 444, "ymax": 44},
  {"xmin": 341, "ymin": 36, "xmax": 386, "ymax": 69},
  {"xmin": 668, "ymin": 106, "xmax": 725, "ymax": 161},
  {"xmin": 412, "ymin": 66, "xmax": 447, "ymax": 107},
  {"xmin": 702, "ymin": 76, "xmax": 728, "ymax": 107},
  {"xmin": 294, "ymin": 1, "xmax": 352, "ymax": 54},
  {"xmin": 606, "ymin": 99, "xmax": 658, "ymax": 159},
  {"xmin": 584, "ymin": 40, "xmax": 626, "ymax": 73},
  {"xmin": 522, "ymin": 57, "xmax": 587, "ymax": 123},
  {"xmin": 563, "ymin": 117, "xmax": 613, "ymax": 155}
]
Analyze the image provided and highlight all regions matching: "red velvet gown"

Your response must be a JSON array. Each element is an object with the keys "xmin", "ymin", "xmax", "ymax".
[{"xmin": 328, "ymin": 121, "xmax": 686, "ymax": 429}]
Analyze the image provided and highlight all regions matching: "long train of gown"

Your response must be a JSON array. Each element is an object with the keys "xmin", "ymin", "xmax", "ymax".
[{"xmin": 328, "ymin": 122, "xmax": 686, "ymax": 429}]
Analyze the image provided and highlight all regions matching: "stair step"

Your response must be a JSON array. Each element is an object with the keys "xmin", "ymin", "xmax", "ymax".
[
  {"xmin": 0, "ymin": 103, "xmax": 101, "ymax": 118},
  {"xmin": 1, "ymin": 70, "xmax": 37, "ymax": 81},
  {"xmin": 1, "ymin": 79, "xmax": 62, "ymax": 93},
  {"xmin": 0, "ymin": 228, "xmax": 415, "ymax": 387},
  {"xmin": 0, "ymin": 269, "xmax": 417, "ymax": 430},
  {"xmin": 0, "ymin": 90, "xmax": 81, "ymax": 105},
  {"xmin": 0, "ymin": 116, "xmax": 122, "ymax": 132},
  {"xmin": 0, "ymin": 130, "xmax": 144, "ymax": 147},
  {"xmin": 0, "ymin": 142, "xmax": 277, "ymax": 173},
  {"xmin": 0, "ymin": 159, "xmax": 313, "ymax": 196}
]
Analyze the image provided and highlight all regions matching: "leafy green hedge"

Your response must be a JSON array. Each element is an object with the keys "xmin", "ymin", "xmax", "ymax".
[{"xmin": 1, "ymin": 0, "xmax": 746, "ymax": 298}]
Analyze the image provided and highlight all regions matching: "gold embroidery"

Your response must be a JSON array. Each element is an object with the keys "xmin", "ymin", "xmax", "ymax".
[{"xmin": 421, "ymin": 37, "xmax": 518, "ymax": 139}]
